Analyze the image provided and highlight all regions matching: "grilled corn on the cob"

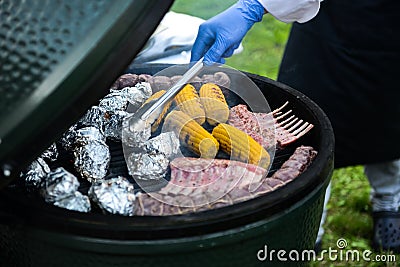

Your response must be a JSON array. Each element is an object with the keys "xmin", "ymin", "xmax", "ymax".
[
  {"xmin": 212, "ymin": 123, "xmax": 270, "ymax": 169},
  {"xmin": 164, "ymin": 110, "xmax": 219, "ymax": 158},
  {"xmin": 199, "ymin": 83, "xmax": 229, "ymax": 125},
  {"xmin": 174, "ymin": 84, "xmax": 205, "ymax": 125}
]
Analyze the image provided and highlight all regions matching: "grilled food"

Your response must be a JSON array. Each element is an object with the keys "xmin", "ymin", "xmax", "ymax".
[
  {"xmin": 164, "ymin": 110, "xmax": 219, "ymax": 158},
  {"xmin": 199, "ymin": 83, "xmax": 229, "ymax": 125},
  {"xmin": 212, "ymin": 123, "xmax": 270, "ymax": 169},
  {"xmin": 174, "ymin": 84, "xmax": 205, "ymax": 124}
]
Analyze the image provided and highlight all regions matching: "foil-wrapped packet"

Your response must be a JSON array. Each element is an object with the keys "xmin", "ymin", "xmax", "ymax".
[
  {"xmin": 59, "ymin": 124, "xmax": 78, "ymax": 151},
  {"xmin": 103, "ymin": 110, "xmax": 129, "ymax": 141},
  {"xmin": 99, "ymin": 91, "xmax": 129, "ymax": 112},
  {"xmin": 21, "ymin": 157, "xmax": 50, "ymax": 190},
  {"xmin": 41, "ymin": 143, "xmax": 58, "ymax": 162},
  {"xmin": 144, "ymin": 132, "xmax": 180, "ymax": 158},
  {"xmin": 74, "ymin": 140, "xmax": 110, "ymax": 182},
  {"xmin": 53, "ymin": 191, "xmax": 91, "ymax": 213},
  {"xmin": 40, "ymin": 167, "xmax": 80, "ymax": 203},
  {"xmin": 100, "ymin": 82, "xmax": 152, "ymax": 114},
  {"xmin": 74, "ymin": 126, "xmax": 106, "ymax": 146},
  {"xmin": 68, "ymin": 126, "xmax": 110, "ymax": 182},
  {"xmin": 122, "ymin": 82, "xmax": 152, "ymax": 113},
  {"xmin": 121, "ymin": 118, "xmax": 151, "ymax": 148},
  {"xmin": 76, "ymin": 106, "xmax": 106, "ymax": 130},
  {"xmin": 127, "ymin": 132, "xmax": 180, "ymax": 180},
  {"xmin": 89, "ymin": 176, "xmax": 136, "ymax": 216},
  {"xmin": 128, "ymin": 152, "xmax": 169, "ymax": 180}
]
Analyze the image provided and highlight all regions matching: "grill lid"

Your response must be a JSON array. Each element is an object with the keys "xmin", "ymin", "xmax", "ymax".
[{"xmin": 0, "ymin": 0, "xmax": 174, "ymax": 188}]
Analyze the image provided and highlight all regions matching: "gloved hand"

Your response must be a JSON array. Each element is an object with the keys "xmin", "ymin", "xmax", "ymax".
[{"xmin": 191, "ymin": 0, "xmax": 265, "ymax": 64}]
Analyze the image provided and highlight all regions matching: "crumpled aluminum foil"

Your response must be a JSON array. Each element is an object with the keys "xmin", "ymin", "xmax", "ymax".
[
  {"xmin": 74, "ymin": 140, "xmax": 110, "ymax": 182},
  {"xmin": 74, "ymin": 126, "xmax": 106, "ymax": 146},
  {"xmin": 99, "ymin": 91, "xmax": 128, "ymax": 112},
  {"xmin": 53, "ymin": 191, "xmax": 91, "ymax": 213},
  {"xmin": 40, "ymin": 167, "xmax": 80, "ymax": 203},
  {"xmin": 126, "ymin": 132, "xmax": 180, "ymax": 180},
  {"xmin": 59, "ymin": 124, "xmax": 78, "ymax": 151},
  {"xmin": 123, "ymin": 82, "xmax": 152, "ymax": 113},
  {"xmin": 103, "ymin": 110, "xmax": 129, "ymax": 141},
  {"xmin": 77, "ymin": 106, "xmax": 106, "ymax": 130},
  {"xmin": 21, "ymin": 157, "xmax": 50, "ymax": 190},
  {"xmin": 121, "ymin": 118, "xmax": 151, "ymax": 148},
  {"xmin": 144, "ymin": 132, "xmax": 180, "ymax": 158},
  {"xmin": 127, "ymin": 152, "xmax": 169, "ymax": 180},
  {"xmin": 100, "ymin": 82, "xmax": 152, "ymax": 114},
  {"xmin": 89, "ymin": 176, "xmax": 136, "ymax": 216},
  {"xmin": 41, "ymin": 143, "xmax": 58, "ymax": 162}
]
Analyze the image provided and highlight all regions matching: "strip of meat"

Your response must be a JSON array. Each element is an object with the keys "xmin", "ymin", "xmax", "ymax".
[
  {"xmin": 135, "ymin": 147, "xmax": 317, "ymax": 216},
  {"xmin": 228, "ymin": 104, "xmax": 275, "ymax": 149},
  {"xmin": 271, "ymin": 146, "xmax": 317, "ymax": 182}
]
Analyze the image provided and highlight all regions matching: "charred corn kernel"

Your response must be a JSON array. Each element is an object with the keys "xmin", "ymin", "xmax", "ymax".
[
  {"xmin": 164, "ymin": 110, "xmax": 219, "ymax": 158},
  {"xmin": 144, "ymin": 90, "xmax": 171, "ymax": 132},
  {"xmin": 199, "ymin": 83, "xmax": 229, "ymax": 125},
  {"xmin": 174, "ymin": 84, "xmax": 205, "ymax": 125},
  {"xmin": 212, "ymin": 123, "xmax": 270, "ymax": 169}
]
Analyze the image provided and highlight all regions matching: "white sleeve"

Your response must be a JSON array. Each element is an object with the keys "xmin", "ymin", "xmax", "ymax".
[{"xmin": 257, "ymin": 0, "xmax": 322, "ymax": 23}]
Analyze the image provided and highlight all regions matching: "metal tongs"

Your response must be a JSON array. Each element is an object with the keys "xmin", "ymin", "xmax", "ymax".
[{"xmin": 127, "ymin": 59, "xmax": 204, "ymax": 135}]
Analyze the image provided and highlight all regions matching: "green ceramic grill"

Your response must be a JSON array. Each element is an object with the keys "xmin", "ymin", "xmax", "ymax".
[{"xmin": 0, "ymin": 1, "xmax": 334, "ymax": 266}]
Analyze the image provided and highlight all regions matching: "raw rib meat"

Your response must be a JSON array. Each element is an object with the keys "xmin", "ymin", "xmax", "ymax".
[{"xmin": 135, "ymin": 146, "xmax": 317, "ymax": 216}]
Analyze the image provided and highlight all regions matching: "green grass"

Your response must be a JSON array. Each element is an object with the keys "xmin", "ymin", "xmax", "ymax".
[{"xmin": 171, "ymin": 1, "xmax": 400, "ymax": 266}]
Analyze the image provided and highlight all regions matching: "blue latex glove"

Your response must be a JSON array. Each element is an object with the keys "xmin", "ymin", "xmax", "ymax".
[{"xmin": 191, "ymin": 0, "xmax": 265, "ymax": 64}]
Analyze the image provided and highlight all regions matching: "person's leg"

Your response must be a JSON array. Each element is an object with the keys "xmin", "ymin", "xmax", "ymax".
[
  {"xmin": 365, "ymin": 159, "xmax": 400, "ymax": 212},
  {"xmin": 364, "ymin": 159, "xmax": 400, "ymax": 252},
  {"xmin": 315, "ymin": 182, "xmax": 331, "ymax": 251}
]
